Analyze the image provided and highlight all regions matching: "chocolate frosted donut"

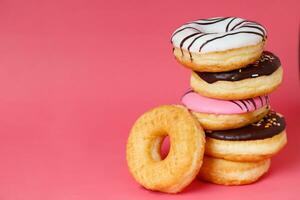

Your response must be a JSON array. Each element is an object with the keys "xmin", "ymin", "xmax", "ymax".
[
  {"xmin": 204, "ymin": 111, "xmax": 287, "ymax": 162},
  {"xmin": 195, "ymin": 51, "xmax": 281, "ymax": 83},
  {"xmin": 206, "ymin": 111, "xmax": 285, "ymax": 141},
  {"xmin": 190, "ymin": 51, "xmax": 283, "ymax": 100}
]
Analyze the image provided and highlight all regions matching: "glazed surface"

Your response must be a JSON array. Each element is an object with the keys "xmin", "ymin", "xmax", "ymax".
[
  {"xmin": 181, "ymin": 90, "xmax": 269, "ymax": 114},
  {"xmin": 171, "ymin": 17, "xmax": 267, "ymax": 53},
  {"xmin": 206, "ymin": 112, "xmax": 285, "ymax": 141},
  {"xmin": 195, "ymin": 51, "xmax": 280, "ymax": 83}
]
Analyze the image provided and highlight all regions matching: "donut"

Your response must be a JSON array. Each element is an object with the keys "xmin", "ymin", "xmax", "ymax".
[
  {"xmin": 205, "ymin": 111, "xmax": 287, "ymax": 162},
  {"xmin": 171, "ymin": 17, "xmax": 267, "ymax": 72},
  {"xmin": 126, "ymin": 105, "xmax": 206, "ymax": 193},
  {"xmin": 181, "ymin": 90, "xmax": 269, "ymax": 130},
  {"xmin": 198, "ymin": 156, "xmax": 270, "ymax": 185},
  {"xmin": 190, "ymin": 51, "xmax": 283, "ymax": 100}
]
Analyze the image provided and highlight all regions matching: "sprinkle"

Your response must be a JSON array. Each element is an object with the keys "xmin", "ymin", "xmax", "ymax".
[
  {"xmin": 239, "ymin": 69, "xmax": 242, "ymax": 73},
  {"xmin": 265, "ymin": 55, "xmax": 274, "ymax": 60},
  {"xmin": 251, "ymin": 74, "xmax": 259, "ymax": 77}
]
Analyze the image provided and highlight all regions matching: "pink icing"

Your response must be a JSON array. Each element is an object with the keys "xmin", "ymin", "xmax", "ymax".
[{"xmin": 181, "ymin": 90, "xmax": 269, "ymax": 114}]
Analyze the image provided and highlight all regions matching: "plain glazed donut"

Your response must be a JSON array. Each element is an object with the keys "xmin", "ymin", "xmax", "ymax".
[
  {"xmin": 198, "ymin": 156, "xmax": 270, "ymax": 185},
  {"xmin": 171, "ymin": 17, "xmax": 267, "ymax": 72},
  {"xmin": 205, "ymin": 112, "xmax": 287, "ymax": 162},
  {"xmin": 190, "ymin": 51, "xmax": 283, "ymax": 100},
  {"xmin": 181, "ymin": 90, "xmax": 269, "ymax": 130},
  {"xmin": 126, "ymin": 105, "xmax": 205, "ymax": 193}
]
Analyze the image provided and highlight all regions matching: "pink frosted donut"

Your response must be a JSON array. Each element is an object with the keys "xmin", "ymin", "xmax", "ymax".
[{"xmin": 182, "ymin": 90, "xmax": 269, "ymax": 115}]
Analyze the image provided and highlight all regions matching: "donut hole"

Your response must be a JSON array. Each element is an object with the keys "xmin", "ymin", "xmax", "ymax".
[{"xmin": 160, "ymin": 136, "xmax": 170, "ymax": 159}]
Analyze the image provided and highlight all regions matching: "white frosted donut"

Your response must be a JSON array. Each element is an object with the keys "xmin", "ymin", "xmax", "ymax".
[
  {"xmin": 172, "ymin": 17, "xmax": 266, "ymax": 53},
  {"xmin": 171, "ymin": 17, "xmax": 267, "ymax": 72}
]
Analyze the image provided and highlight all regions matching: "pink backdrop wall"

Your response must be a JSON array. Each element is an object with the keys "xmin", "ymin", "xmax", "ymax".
[{"xmin": 0, "ymin": 0, "xmax": 299, "ymax": 199}]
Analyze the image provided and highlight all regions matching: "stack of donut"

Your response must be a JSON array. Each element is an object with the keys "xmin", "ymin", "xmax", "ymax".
[
  {"xmin": 126, "ymin": 17, "xmax": 287, "ymax": 194},
  {"xmin": 173, "ymin": 17, "xmax": 287, "ymax": 185}
]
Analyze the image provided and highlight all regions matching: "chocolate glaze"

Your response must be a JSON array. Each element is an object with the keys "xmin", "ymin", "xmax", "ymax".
[
  {"xmin": 206, "ymin": 112, "xmax": 286, "ymax": 141},
  {"xmin": 196, "ymin": 51, "xmax": 281, "ymax": 83}
]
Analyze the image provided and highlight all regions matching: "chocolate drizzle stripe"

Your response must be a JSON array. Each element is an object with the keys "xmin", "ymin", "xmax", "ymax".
[
  {"xmin": 263, "ymin": 96, "xmax": 267, "ymax": 105},
  {"xmin": 265, "ymin": 96, "xmax": 269, "ymax": 104},
  {"xmin": 230, "ymin": 20, "xmax": 248, "ymax": 31},
  {"xmin": 195, "ymin": 17, "xmax": 224, "ymax": 21},
  {"xmin": 241, "ymin": 22, "xmax": 267, "ymax": 36},
  {"xmin": 249, "ymin": 98, "xmax": 257, "ymax": 109},
  {"xmin": 191, "ymin": 17, "xmax": 230, "ymax": 25},
  {"xmin": 181, "ymin": 89, "xmax": 193, "ymax": 98},
  {"xmin": 244, "ymin": 21, "xmax": 265, "ymax": 29},
  {"xmin": 171, "ymin": 27, "xmax": 201, "ymax": 42},
  {"xmin": 240, "ymin": 25, "xmax": 266, "ymax": 35},
  {"xmin": 242, "ymin": 22, "xmax": 257, "ymax": 26},
  {"xmin": 258, "ymin": 96, "xmax": 264, "ymax": 107},
  {"xmin": 179, "ymin": 33, "xmax": 201, "ymax": 55},
  {"xmin": 241, "ymin": 100, "xmax": 250, "ymax": 111},
  {"xmin": 245, "ymin": 99, "xmax": 253, "ymax": 109},
  {"xmin": 198, "ymin": 31, "xmax": 264, "ymax": 52},
  {"xmin": 180, "ymin": 33, "xmax": 202, "ymax": 47},
  {"xmin": 230, "ymin": 100, "xmax": 244, "ymax": 111},
  {"xmin": 239, "ymin": 100, "xmax": 249, "ymax": 112},
  {"xmin": 225, "ymin": 17, "xmax": 236, "ymax": 32},
  {"xmin": 187, "ymin": 33, "xmax": 212, "ymax": 60}
]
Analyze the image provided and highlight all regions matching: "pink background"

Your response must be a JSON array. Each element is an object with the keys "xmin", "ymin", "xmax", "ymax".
[{"xmin": 0, "ymin": 0, "xmax": 299, "ymax": 199}]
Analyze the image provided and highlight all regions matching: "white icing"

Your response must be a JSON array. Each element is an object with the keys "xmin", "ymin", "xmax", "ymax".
[{"xmin": 171, "ymin": 17, "xmax": 267, "ymax": 53}]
